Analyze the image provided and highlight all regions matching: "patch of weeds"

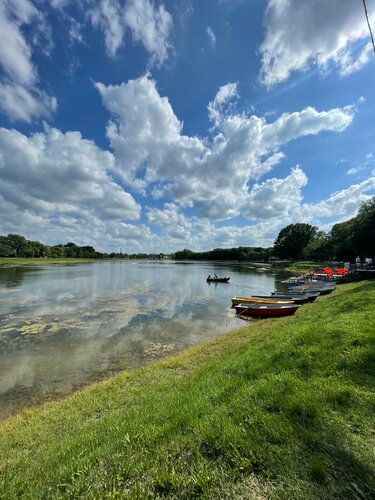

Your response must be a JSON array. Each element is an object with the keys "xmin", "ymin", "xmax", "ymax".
[
  {"xmin": 326, "ymin": 388, "xmax": 353, "ymax": 408},
  {"xmin": 199, "ymin": 440, "xmax": 222, "ymax": 461},
  {"xmin": 153, "ymin": 469, "xmax": 181, "ymax": 496},
  {"xmin": 309, "ymin": 455, "xmax": 329, "ymax": 484},
  {"xmin": 302, "ymin": 431, "xmax": 322, "ymax": 451},
  {"xmin": 228, "ymin": 446, "xmax": 264, "ymax": 475},
  {"xmin": 286, "ymin": 400, "xmax": 319, "ymax": 423}
]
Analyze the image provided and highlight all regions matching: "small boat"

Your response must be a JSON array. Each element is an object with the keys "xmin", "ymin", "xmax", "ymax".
[
  {"xmin": 207, "ymin": 276, "xmax": 230, "ymax": 283},
  {"xmin": 288, "ymin": 285, "xmax": 335, "ymax": 295},
  {"xmin": 235, "ymin": 303, "xmax": 300, "ymax": 318},
  {"xmin": 231, "ymin": 296, "xmax": 293, "ymax": 307},
  {"xmin": 272, "ymin": 291, "xmax": 319, "ymax": 302},
  {"xmin": 252, "ymin": 294, "xmax": 310, "ymax": 305},
  {"xmin": 291, "ymin": 282, "xmax": 336, "ymax": 289}
]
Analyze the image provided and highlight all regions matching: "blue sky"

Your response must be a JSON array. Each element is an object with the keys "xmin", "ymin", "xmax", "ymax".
[{"xmin": 0, "ymin": 0, "xmax": 374, "ymax": 253}]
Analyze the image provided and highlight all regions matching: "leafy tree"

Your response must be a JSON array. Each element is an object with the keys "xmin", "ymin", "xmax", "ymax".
[
  {"xmin": 274, "ymin": 223, "xmax": 317, "ymax": 260},
  {"xmin": 6, "ymin": 234, "xmax": 28, "ymax": 257},
  {"xmin": 330, "ymin": 220, "xmax": 355, "ymax": 260},
  {"xmin": 301, "ymin": 231, "xmax": 331, "ymax": 260},
  {"xmin": 351, "ymin": 197, "xmax": 375, "ymax": 257},
  {"xmin": 173, "ymin": 249, "xmax": 195, "ymax": 259},
  {"xmin": 0, "ymin": 236, "xmax": 14, "ymax": 257}
]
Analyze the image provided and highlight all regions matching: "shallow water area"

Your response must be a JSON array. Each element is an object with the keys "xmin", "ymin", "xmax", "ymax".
[{"xmin": 0, "ymin": 260, "xmax": 289, "ymax": 419}]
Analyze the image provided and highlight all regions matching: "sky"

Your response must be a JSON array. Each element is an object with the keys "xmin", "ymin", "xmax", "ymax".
[{"xmin": 0, "ymin": 0, "xmax": 374, "ymax": 254}]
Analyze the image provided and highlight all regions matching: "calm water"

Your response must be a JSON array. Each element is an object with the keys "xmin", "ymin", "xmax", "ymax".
[{"xmin": 0, "ymin": 260, "xmax": 289, "ymax": 419}]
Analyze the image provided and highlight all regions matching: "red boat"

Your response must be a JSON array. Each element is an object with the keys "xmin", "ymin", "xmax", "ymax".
[{"xmin": 235, "ymin": 302, "xmax": 300, "ymax": 318}]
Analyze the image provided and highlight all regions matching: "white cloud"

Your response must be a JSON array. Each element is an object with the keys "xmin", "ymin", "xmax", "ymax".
[
  {"xmin": 346, "ymin": 152, "xmax": 375, "ymax": 176},
  {"xmin": 0, "ymin": 126, "xmax": 143, "ymax": 250},
  {"xmin": 88, "ymin": 0, "xmax": 172, "ymax": 64},
  {"xmin": 347, "ymin": 167, "xmax": 364, "ymax": 176},
  {"xmin": 260, "ymin": 0, "xmax": 375, "ymax": 87},
  {"xmin": 301, "ymin": 178, "xmax": 375, "ymax": 220},
  {"xmin": 0, "ymin": 0, "xmax": 57, "ymax": 122},
  {"xmin": 145, "ymin": 202, "xmax": 299, "ymax": 250},
  {"xmin": 207, "ymin": 82, "xmax": 238, "ymax": 126},
  {"xmin": 0, "ymin": 83, "xmax": 57, "ymax": 123},
  {"xmin": 0, "ymin": 0, "xmax": 37, "ymax": 85},
  {"xmin": 124, "ymin": 0, "xmax": 172, "ymax": 65},
  {"xmin": 96, "ymin": 75, "xmax": 354, "ymax": 221},
  {"xmin": 339, "ymin": 42, "xmax": 374, "ymax": 76},
  {"xmin": 88, "ymin": 0, "xmax": 126, "ymax": 57},
  {"xmin": 243, "ymin": 167, "xmax": 308, "ymax": 220},
  {"xmin": 206, "ymin": 26, "xmax": 216, "ymax": 46}
]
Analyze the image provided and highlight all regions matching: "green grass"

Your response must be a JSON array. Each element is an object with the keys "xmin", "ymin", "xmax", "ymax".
[
  {"xmin": 1, "ymin": 281, "xmax": 374, "ymax": 498},
  {"xmin": 283, "ymin": 262, "xmax": 326, "ymax": 273},
  {"xmin": 0, "ymin": 258, "xmax": 101, "ymax": 266}
]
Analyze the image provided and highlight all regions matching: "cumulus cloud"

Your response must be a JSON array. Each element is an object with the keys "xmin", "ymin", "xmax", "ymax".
[
  {"xmin": 260, "ymin": 0, "xmax": 375, "ymax": 87},
  {"xmin": 88, "ymin": 0, "xmax": 172, "ymax": 64},
  {"xmin": 145, "ymin": 202, "xmax": 297, "ymax": 250},
  {"xmin": 96, "ymin": 75, "xmax": 354, "ymax": 221},
  {"xmin": 301, "ymin": 178, "xmax": 375, "ymax": 221},
  {"xmin": 0, "ymin": 0, "xmax": 57, "ymax": 122},
  {"xmin": 0, "ymin": 126, "xmax": 143, "ymax": 250},
  {"xmin": 243, "ymin": 167, "xmax": 308, "ymax": 219}
]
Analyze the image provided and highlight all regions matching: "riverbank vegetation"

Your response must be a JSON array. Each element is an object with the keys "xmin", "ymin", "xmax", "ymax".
[{"xmin": 1, "ymin": 280, "xmax": 374, "ymax": 498}]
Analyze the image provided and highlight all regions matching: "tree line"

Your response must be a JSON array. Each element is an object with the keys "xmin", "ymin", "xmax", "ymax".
[
  {"xmin": 1, "ymin": 197, "xmax": 373, "ymax": 262},
  {"xmin": 175, "ymin": 197, "xmax": 375, "ymax": 262},
  {"xmin": 0, "ymin": 234, "xmax": 164, "ymax": 260}
]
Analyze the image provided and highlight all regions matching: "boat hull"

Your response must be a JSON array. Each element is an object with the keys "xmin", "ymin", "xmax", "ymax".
[
  {"xmin": 207, "ymin": 277, "xmax": 230, "ymax": 283},
  {"xmin": 235, "ymin": 303, "xmax": 300, "ymax": 317}
]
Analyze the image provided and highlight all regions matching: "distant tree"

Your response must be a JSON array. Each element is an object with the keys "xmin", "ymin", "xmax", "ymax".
[
  {"xmin": 173, "ymin": 249, "xmax": 195, "ymax": 260},
  {"xmin": 6, "ymin": 234, "xmax": 28, "ymax": 257},
  {"xmin": 274, "ymin": 223, "xmax": 318, "ymax": 260},
  {"xmin": 0, "ymin": 236, "xmax": 13, "ymax": 257},
  {"xmin": 64, "ymin": 242, "xmax": 78, "ymax": 258}
]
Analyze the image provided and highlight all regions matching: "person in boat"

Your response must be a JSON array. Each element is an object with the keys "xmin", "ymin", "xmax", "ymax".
[
  {"xmin": 207, "ymin": 275, "xmax": 212, "ymax": 280},
  {"xmin": 214, "ymin": 274, "xmax": 218, "ymax": 279}
]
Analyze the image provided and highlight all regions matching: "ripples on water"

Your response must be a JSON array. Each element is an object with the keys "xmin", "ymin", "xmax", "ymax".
[{"xmin": 0, "ymin": 261, "xmax": 290, "ymax": 419}]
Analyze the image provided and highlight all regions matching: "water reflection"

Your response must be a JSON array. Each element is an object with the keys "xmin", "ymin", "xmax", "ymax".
[{"xmin": 0, "ymin": 261, "xmax": 290, "ymax": 419}]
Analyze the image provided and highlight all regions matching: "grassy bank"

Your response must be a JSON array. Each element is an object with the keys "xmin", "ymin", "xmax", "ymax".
[
  {"xmin": 0, "ymin": 258, "xmax": 101, "ymax": 266},
  {"xmin": 281, "ymin": 262, "xmax": 325, "ymax": 274},
  {"xmin": 1, "ymin": 281, "xmax": 374, "ymax": 498}
]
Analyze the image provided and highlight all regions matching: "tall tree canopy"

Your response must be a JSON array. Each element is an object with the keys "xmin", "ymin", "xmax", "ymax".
[
  {"xmin": 351, "ymin": 197, "xmax": 375, "ymax": 257},
  {"xmin": 274, "ymin": 223, "xmax": 317, "ymax": 260}
]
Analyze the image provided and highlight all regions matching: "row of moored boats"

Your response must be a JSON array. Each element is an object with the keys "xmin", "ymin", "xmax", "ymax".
[{"xmin": 232, "ymin": 281, "xmax": 337, "ymax": 318}]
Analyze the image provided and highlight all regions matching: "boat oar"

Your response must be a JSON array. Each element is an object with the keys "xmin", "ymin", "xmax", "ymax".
[{"xmin": 235, "ymin": 303, "xmax": 257, "ymax": 318}]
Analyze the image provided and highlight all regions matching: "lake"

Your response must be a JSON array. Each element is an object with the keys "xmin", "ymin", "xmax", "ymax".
[{"xmin": 0, "ymin": 260, "xmax": 290, "ymax": 420}]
